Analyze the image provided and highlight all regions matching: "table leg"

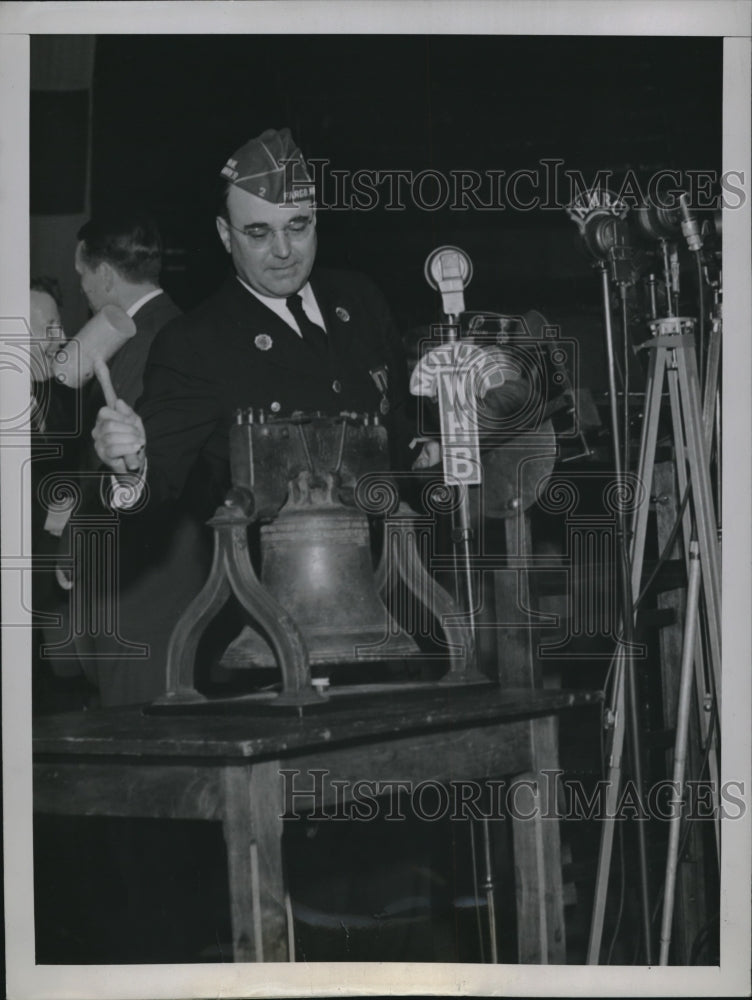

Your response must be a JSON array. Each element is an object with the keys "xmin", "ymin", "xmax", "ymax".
[
  {"xmin": 222, "ymin": 760, "xmax": 289, "ymax": 962},
  {"xmin": 509, "ymin": 717, "xmax": 566, "ymax": 963}
]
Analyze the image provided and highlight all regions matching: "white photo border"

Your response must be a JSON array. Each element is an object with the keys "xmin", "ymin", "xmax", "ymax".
[{"xmin": 2, "ymin": 3, "xmax": 750, "ymax": 998}]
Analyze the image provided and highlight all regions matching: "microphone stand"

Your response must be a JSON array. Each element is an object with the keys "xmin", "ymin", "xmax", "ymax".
[
  {"xmin": 437, "ymin": 317, "xmax": 497, "ymax": 962},
  {"xmin": 656, "ymin": 205, "xmax": 722, "ymax": 962},
  {"xmin": 419, "ymin": 245, "xmax": 500, "ymax": 961},
  {"xmin": 439, "ymin": 320, "xmax": 480, "ymax": 642},
  {"xmin": 587, "ymin": 260, "xmax": 653, "ymax": 965}
]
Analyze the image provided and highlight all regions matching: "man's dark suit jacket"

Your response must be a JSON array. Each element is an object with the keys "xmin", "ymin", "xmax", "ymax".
[
  {"xmin": 137, "ymin": 268, "xmax": 414, "ymax": 519},
  {"xmin": 89, "ymin": 289, "xmax": 183, "ymax": 414},
  {"xmin": 74, "ymin": 290, "xmax": 212, "ymax": 707}
]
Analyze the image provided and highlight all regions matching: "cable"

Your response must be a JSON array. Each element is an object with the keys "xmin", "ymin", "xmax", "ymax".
[
  {"xmin": 468, "ymin": 819, "xmax": 486, "ymax": 963},
  {"xmin": 621, "ymin": 286, "xmax": 631, "ymax": 474},
  {"xmin": 604, "ymin": 820, "xmax": 627, "ymax": 963},
  {"xmin": 631, "ymin": 877, "xmax": 665, "ymax": 964}
]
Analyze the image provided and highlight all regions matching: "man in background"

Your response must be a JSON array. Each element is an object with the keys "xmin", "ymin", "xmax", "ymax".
[
  {"xmin": 29, "ymin": 275, "xmax": 88, "ymax": 711},
  {"xmin": 29, "ymin": 275, "xmax": 65, "ymax": 390},
  {"xmin": 69, "ymin": 210, "xmax": 209, "ymax": 707},
  {"xmin": 74, "ymin": 211, "xmax": 180, "ymax": 411}
]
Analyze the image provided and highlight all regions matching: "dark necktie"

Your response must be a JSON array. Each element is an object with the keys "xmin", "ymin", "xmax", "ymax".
[{"xmin": 286, "ymin": 293, "xmax": 328, "ymax": 356}]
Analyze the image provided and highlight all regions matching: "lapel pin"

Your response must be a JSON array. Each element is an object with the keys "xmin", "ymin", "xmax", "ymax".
[
  {"xmin": 254, "ymin": 333, "xmax": 273, "ymax": 351},
  {"xmin": 335, "ymin": 306, "xmax": 350, "ymax": 322}
]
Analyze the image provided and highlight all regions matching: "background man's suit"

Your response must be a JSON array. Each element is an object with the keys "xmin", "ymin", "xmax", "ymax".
[{"xmin": 75, "ymin": 290, "xmax": 211, "ymax": 706}]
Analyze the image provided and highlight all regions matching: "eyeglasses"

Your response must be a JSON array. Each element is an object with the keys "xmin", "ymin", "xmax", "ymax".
[{"xmin": 225, "ymin": 214, "xmax": 314, "ymax": 247}]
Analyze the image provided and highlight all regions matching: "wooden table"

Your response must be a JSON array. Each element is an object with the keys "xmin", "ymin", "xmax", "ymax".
[{"xmin": 33, "ymin": 684, "xmax": 600, "ymax": 963}]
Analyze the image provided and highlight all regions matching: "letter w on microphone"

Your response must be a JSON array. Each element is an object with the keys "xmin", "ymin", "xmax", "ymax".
[{"xmin": 410, "ymin": 341, "xmax": 507, "ymax": 486}]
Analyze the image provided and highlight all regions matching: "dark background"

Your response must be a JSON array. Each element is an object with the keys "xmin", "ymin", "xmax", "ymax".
[{"xmin": 32, "ymin": 34, "xmax": 722, "ymax": 341}]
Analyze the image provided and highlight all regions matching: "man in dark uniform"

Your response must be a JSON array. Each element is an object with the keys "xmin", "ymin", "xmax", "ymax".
[
  {"xmin": 88, "ymin": 131, "xmax": 447, "ymax": 960},
  {"xmin": 93, "ymin": 129, "xmax": 436, "ymax": 521}
]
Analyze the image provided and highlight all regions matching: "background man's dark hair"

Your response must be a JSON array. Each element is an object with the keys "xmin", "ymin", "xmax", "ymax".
[
  {"xmin": 77, "ymin": 210, "xmax": 163, "ymax": 284},
  {"xmin": 30, "ymin": 275, "xmax": 63, "ymax": 308}
]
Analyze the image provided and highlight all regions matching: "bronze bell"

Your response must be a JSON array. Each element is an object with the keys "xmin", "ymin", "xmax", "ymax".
[
  {"xmin": 220, "ymin": 503, "xmax": 418, "ymax": 670},
  {"xmin": 156, "ymin": 413, "xmax": 478, "ymax": 710}
]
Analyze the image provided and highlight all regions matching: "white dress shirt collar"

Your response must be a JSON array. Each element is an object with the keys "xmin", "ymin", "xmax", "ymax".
[
  {"xmin": 126, "ymin": 288, "xmax": 163, "ymax": 318},
  {"xmin": 235, "ymin": 275, "xmax": 325, "ymax": 336}
]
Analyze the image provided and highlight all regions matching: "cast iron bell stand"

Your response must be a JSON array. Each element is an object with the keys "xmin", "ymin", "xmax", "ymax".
[
  {"xmin": 154, "ymin": 488, "xmax": 481, "ymax": 711},
  {"xmin": 158, "ymin": 487, "xmax": 320, "ymax": 708}
]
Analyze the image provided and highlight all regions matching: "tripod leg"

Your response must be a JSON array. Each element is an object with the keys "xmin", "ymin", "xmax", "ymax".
[
  {"xmin": 701, "ymin": 317, "xmax": 722, "ymax": 544},
  {"xmin": 589, "ymin": 342, "xmax": 668, "ymax": 965},
  {"xmin": 665, "ymin": 359, "xmax": 695, "ymax": 565},
  {"xmin": 586, "ymin": 655, "xmax": 627, "ymax": 964},
  {"xmin": 675, "ymin": 351, "xmax": 722, "ymax": 712},
  {"xmin": 654, "ymin": 463, "xmax": 714, "ymax": 959},
  {"xmin": 669, "ymin": 346, "xmax": 722, "ymax": 855},
  {"xmin": 664, "ymin": 344, "xmax": 719, "ymax": 757},
  {"xmin": 698, "ymin": 330, "xmax": 722, "ymax": 836},
  {"xmin": 659, "ymin": 542, "xmax": 702, "ymax": 964},
  {"xmin": 666, "ymin": 358, "xmax": 708, "ymax": 661},
  {"xmin": 702, "ymin": 314, "xmax": 721, "ymax": 457},
  {"xmin": 694, "ymin": 658, "xmax": 722, "ymax": 860},
  {"xmin": 630, "ymin": 346, "xmax": 667, "ymax": 593}
]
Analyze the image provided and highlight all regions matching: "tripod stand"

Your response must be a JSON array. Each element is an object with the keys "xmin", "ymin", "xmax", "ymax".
[{"xmin": 587, "ymin": 314, "xmax": 721, "ymax": 964}]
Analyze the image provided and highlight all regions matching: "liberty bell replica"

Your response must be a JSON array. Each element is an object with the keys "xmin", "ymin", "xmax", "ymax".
[
  {"xmin": 155, "ymin": 409, "xmax": 476, "ymax": 711},
  {"xmin": 221, "ymin": 411, "xmax": 418, "ymax": 669}
]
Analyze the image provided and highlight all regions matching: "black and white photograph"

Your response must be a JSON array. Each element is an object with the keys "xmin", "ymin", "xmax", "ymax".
[{"xmin": 1, "ymin": 2, "xmax": 750, "ymax": 998}]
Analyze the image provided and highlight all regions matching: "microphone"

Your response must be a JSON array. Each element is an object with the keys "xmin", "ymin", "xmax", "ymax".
[
  {"xmin": 566, "ymin": 188, "xmax": 633, "ymax": 284},
  {"xmin": 635, "ymin": 193, "xmax": 704, "ymax": 253},
  {"xmin": 424, "ymin": 245, "xmax": 473, "ymax": 321},
  {"xmin": 678, "ymin": 192, "xmax": 703, "ymax": 252},
  {"xmin": 604, "ymin": 217, "xmax": 633, "ymax": 286},
  {"xmin": 634, "ymin": 202, "xmax": 682, "ymax": 242}
]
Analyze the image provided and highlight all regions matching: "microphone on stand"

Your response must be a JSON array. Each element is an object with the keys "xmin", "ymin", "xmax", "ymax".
[
  {"xmin": 634, "ymin": 201, "xmax": 682, "ymax": 243},
  {"xmin": 566, "ymin": 189, "xmax": 653, "ymax": 965},
  {"xmin": 566, "ymin": 189, "xmax": 633, "ymax": 286},
  {"xmin": 636, "ymin": 192, "xmax": 704, "ymax": 253},
  {"xmin": 423, "ymin": 245, "xmax": 473, "ymax": 324},
  {"xmin": 678, "ymin": 192, "xmax": 703, "ymax": 252},
  {"xmin": 604, "ymin": 218, "xmax": 634, "ymax": 287}
]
